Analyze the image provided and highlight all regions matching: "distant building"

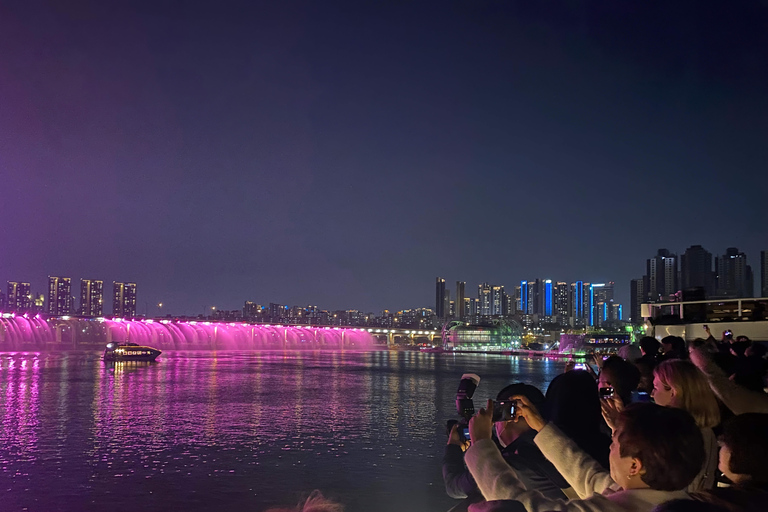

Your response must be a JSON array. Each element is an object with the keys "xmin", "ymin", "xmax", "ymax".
[
  {"xmin": 554, "ymin": 282, "xmax": 569, "ymax": 322},
  {"xmin": 80, "ymin": 279, "xmax": 103, "ymax": 317},
  {"xmin": 630, "ymin": 278, "xmax": 645, "ymax": 323},
  {"xmin": 478, "ymin": 283, "xmax": 491, "ymax": 316},
  {"xmin": 7, "ymin": 281, "xmax": 32, "ymax": 312},
  {"xmin": 436, "ymin": 278, "xmax": 446, "ymax": 318},
  {"xmin": 48, "ymin": 276, "xmax": 73, "ymax": 315},
  {"xmin": 761, "ymin": 250, "xmax": 768, "ymax": 297},
  {"xmin": 681, "ymin": 245, "xmax": 715, "ymax": 297},
  {"xmin": 455, "ymin": 281, "xmax": 466, "ymax": 319},
  {"xmin": 589, "ymin": 283, "xmax": 614, "ymax": 327},
  {"xmin": 646, "ymin": 249, "xmax": 679, "ymax": 301},
  {"xmin": 113, "ymin": 282, "xmax": 137, "ymax": 317},
  {"xmin": 569, "ymin": 281, "xmax": 591, "ymax": 327},
  {"xmin": 716, "ymin": 248, "xmax": 753, "ymax": 298}
]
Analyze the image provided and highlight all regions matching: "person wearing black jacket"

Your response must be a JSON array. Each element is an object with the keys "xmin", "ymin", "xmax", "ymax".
[{"xmin": 442, "ymin": 383, "xmax": 568, "ymax": 511}]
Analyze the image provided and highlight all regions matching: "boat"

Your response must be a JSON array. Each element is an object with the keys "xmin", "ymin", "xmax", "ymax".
[{"xmin": 103, "ymin": 342, "xmax": 162, "ymax": 362}]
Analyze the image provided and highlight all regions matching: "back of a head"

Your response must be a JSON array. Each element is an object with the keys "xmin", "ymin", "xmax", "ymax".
[
  {"xmin": 617, "ymin": 403, "xmax": 704, "ymax": 491},
  {"xmin": 497, "ymin": 382, "xmax": 545, "ymax": 406},
  {"xmin": 662, "ymin": 336, "xmax": 688, "ymax": 359},
  {"xmin": 640, "ymin": 336, "xmax": 661, "ymax": 357},
  {"xmin": 266, "ymin": 491, "xmax": 344, "ymax": 512},
  {"xmin": 654, "ymin": 359, "xmax": 721, "ymax": 428},
  {"xmin": 601, "ymin": 356, "xmax": 641, "ymax": 404},
  {"xmin": 720, "ymin": 413, "xmax": 768, "ymax": 484},
  {"xmin": 544, "ymin": 371, "xmax": 609, "ymax": 465}
]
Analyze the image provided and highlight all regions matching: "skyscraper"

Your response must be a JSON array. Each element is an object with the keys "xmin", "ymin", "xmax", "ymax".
[
  {"xmin": 554, "ymin": 282, "xmax": 569, "ymax": 321},
  {"xmin": 436, "ymin": 278, "xmax": 446, "ymax": 318},
  {"xmin": 6, "ymin": 282, "xmax": 31, "ymax": 312},
  {"xmin": 630, "ymin": 278, "xmax": 645, "ymax": 323},
  {"xmin": 681, "ymin": 245, "xmax": 715, "ymax": 297},
  {"xmin": 761, "ymin": 251, "xmax": 767, "ymax": 297},
  {"xmin": 646, "ymin": 249, "xmax": 679, "ymax": 301},
  {"xmin": 456, "ymin": 281, "xmax": 466, "ymax": 319},
  {"xmin": 589, "ymin": 283, "xmax": 613, "ymax": 326},
  {"xmin": 490, "ymin": 285, "xmax": 504, "ymax": 316},
  {"xmin": 48, "ymin": 276, "xmax": 73, "ymax": 315},
  {"xmin": 478, "ymin": 283, "xmax": 491, "ymax": 316},
  {"xmin": 520, "ymin": 281, "xmax": 529, "ymax": 314},
  {"xmin": 80, "ymin": 279, "xmax": 104, "ymax": 317},
  {"xmin": 113, "ymin": 282, "xmax": 137, "ymax": 317},
  {"xmin": 570, "ymin": 281, "xmax": 588, "ymax": 327},
  {"xmin": 716, "ymin": 248, "xmax": 753, "ymax": 298}
]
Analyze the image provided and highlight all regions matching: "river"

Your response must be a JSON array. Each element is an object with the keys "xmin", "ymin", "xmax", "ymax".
[{"xmin": 0, "ymin": 350, "xmax": 565, "ymax": 512}]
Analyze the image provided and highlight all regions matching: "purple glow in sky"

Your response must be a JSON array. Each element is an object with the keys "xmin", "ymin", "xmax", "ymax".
[{"xmin": 1, "ymin": 1, "xmax": 766, "ymax": 314}]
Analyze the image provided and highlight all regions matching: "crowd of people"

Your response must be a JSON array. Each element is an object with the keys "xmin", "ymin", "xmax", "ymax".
[
  {"xmin": 267, "ymin": 330, "xmax": 768, "ymax": 512},
  {"xmin": 441, "ymin": 330, "xmax": 768, "ymax": 512}
]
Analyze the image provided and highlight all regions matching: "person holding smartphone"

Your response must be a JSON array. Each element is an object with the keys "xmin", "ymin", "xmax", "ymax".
[{"xmin": 443, "ymin": 383, "xmax": 568, "ymax": 508}]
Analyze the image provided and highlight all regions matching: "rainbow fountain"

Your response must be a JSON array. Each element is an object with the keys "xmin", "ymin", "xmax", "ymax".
[{"xmin": 0, "ymin": 314, "xmax": 376, "ymax": 351}]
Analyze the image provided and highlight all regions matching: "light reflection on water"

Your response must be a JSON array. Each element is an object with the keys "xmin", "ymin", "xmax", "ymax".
[{"xmin": 0, "ymin": 351, "xmax": 562, "ymax": 512}]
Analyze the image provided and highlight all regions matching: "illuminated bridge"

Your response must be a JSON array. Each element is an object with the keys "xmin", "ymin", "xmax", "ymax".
[{"xmin": 0, "ymin": 313, "xmax": 438, "ymax": 350}]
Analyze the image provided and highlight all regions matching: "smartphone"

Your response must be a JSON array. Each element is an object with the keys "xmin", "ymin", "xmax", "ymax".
[
  {"xmin": 573, "ymin": 363, "xmax": 587, "ymax": 371},
  {"xmin": 703, "ymin": 325, "xmax": 708, "ymax": 330},
  {"xmin": 492, "ymin": 400, "xmax": 516, "ymax": 422},
  {"xmin": 631, "ymin": 391, "xmax": 651, "ymax": 403},
  {"xmin": 462, "ymin": 426, "xmax": 470, "ymax": 440},
  {"xmin": 599, "ymin": 386, "xmax": 615, "ymax": 399}
]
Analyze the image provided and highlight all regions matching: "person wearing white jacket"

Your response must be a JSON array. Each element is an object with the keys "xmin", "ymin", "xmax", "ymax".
[{"xmin": 464, "ymin": 398, "xmax": 704, "ymax": 512}]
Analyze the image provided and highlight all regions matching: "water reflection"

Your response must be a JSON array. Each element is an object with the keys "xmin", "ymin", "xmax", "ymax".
[{"xmin": 0, "ymin": 350, "xmax": 563, "ymax": 512}]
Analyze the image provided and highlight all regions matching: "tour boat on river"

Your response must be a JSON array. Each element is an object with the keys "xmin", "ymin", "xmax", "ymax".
[{"xmin": 103, "ymin": 342, "xmax": 162, "ymax": 362}]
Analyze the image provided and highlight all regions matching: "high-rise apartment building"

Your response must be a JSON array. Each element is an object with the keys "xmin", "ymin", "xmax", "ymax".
[
  {"xmin": 436, "ymin": 278, "xmax": 446, "ymax": 318},
  {"xmin": 646, "ymin": 249, "xmax": 678, "ymax": 301},
  {"xmin": 478, "ymin": 283, "xmax": 491, "ymax": 316},
  {"xmin": 570, "ymin": 281, "xmax": 588, "ymax": 327},
  {"xmin": 113, "ymin": 282, "xmax": 137, "ymax": 317},
  {"xmin": 630, "ymin": 278, "xmax": 645, "ymax": 323},
  {"xmin": 490, "ymin": 285, "xmax": 504, "ymax": 316},
  {"xmin": 681, "ymin": 245, "xmax": 715, "ymax": 297},
  {"xmin": 456, "ymin": 281, "xmax": 466, "ymax": 319},
  {"xmin": 716, "ymin": 248, "xmax": 753, "ymax": 298},
  {"xmin": 80, "ymin": 279, "xmax": 104, "ymax": 317},
  {"xmin": 48, "ymin": 276, "xmax": 72, "ymax": 315},
  {"xmin": 760, "ymin": 251, "xmax": 767, "ymax": 297},
  {"xmin": 589, "ymin": 283, "xmax": 614, "ymax": 326},
  {"xmin": 6, "ymin": 282, "xmax": 31, "ymax": 312},
  {"xmin": 554, "ymin": 282, "xmax": 569, "ymax": 320}
]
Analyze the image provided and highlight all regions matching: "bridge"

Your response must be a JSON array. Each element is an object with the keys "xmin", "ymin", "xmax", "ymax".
[{"xmin": 0, "ymin": 313, "xmax": 441, "ymax": 350}]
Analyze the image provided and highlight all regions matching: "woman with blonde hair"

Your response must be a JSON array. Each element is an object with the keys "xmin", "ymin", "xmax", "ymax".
[{"xmin": 651, "ymin": 359, "xmax": 720, "ymax": 491}]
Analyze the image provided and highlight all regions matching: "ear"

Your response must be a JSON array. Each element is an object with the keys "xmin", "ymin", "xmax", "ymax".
[{"xmin": 629, "ymin": 457, "xmax": 645, "ymax": 477}]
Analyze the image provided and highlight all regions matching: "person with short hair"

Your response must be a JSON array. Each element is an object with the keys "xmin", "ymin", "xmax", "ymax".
[
  {"xmin": 443, "ymin": 383, "xmax": 567, "ymax": 509},
  {"xmin": 691, "ymin": 413, "xmax": 768, "ymax": 512},
  {"xmin": 465, "ymin": 401, "xmax": 704, "ymax": 512},
  {"xmin": 599, "ymin": 356, "xmax": 642, "ymax": 406}
]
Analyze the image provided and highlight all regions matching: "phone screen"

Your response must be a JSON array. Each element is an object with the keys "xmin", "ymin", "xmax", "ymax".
[
  {"xmin": 574, "ymin": 363, "xmax": 587, "ymax": 371},
  {"xmin": 462, "ymin": 427, "xmax": 470, "ymax": 439},
  {"xmin": 492, "ymin": 400, "xmax": 516, "ymax": 422}
]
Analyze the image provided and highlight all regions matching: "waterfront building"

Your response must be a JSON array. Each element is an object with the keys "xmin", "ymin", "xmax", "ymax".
[
  {"xmin": 112, "ymin": 282, "xmax": 137, "ymax": 317},
  {"xmin": 47, "ymin": 276, "xmax": 73, "ymax": 315},
  {"xmin": 681, "ymin": 245, "xmax": 715, "ymax": 297},
  {"xmin": 762, "ymin": 251, "xmax": 768, "ymax": 297},
  {"xmin": 646, "ymin": 249, "xmax": 679, "ymax": 301},
  {"xmin": 6, "ymin": 281, "xmax": 32, "ymax": 312},
  {"xmin": 554, "ymin": 282, "xmax": 569, "ymax": 322},
  {"xmin": 570, "ymin": 281, "xmax": 588, "ymax": 327},
  {"xmin": 435, "ymin": 278, "xmax": 447, "ymax": 318},
  {"xmin": 716, "ymin": 248, "xmax": 753, "ymax": 298},
  {"xmin": 456, "ymin": 281, "xmax": 466, "ymax": 319},
  {"xmin": 589, "ymin": 283, "xmax": 613, "ymax": 327},
  {"xmin": 630, "ymin": 278, "xmax": 645, "ymax": 323},
  {"xmin": 478, "ymin": 283, "xmax": 491, "ymax": 316},
  {"xmin": 80, "ymin": 279, "xmax": 103, "ymax": 317}
]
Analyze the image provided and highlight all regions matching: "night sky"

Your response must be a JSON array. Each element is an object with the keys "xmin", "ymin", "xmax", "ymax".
[{"xmin": 1, "ymin": 1, "xmax": 766, "ymax": 316}]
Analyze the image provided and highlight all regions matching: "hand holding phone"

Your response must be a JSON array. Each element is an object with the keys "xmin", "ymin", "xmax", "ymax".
[{"xmin": 492, "ymin": 400, "xmax": 516, "ymax": 423}]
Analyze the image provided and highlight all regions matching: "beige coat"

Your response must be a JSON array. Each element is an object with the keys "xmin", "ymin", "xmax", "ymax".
[{"xmin": 465, "ymin": 423, "xmax": 690, "ymax": 512}]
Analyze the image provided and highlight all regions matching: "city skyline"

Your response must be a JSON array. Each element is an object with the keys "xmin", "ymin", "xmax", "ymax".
[
  {"xmin": 3, "ymin": 242, "xmax": 764, "ymax": 318},
  {"xmin": 1, "ymin": 2, "xmax": 766, "ymax": 316}
]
